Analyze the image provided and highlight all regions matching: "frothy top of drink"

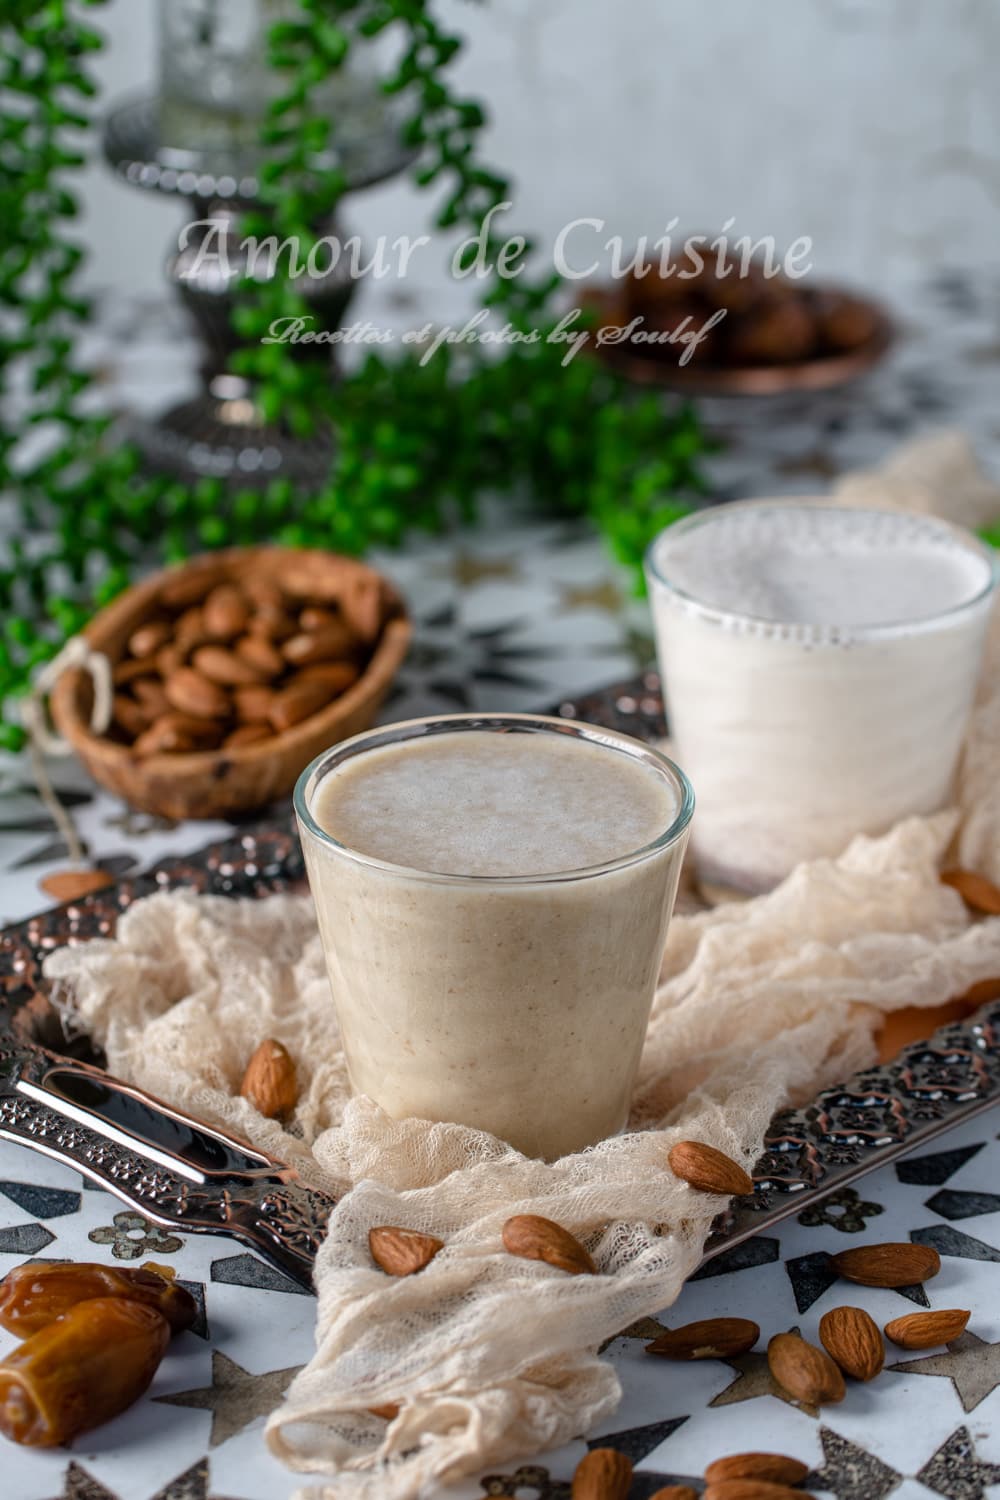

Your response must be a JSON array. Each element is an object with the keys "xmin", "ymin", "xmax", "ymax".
[
  {"xmin": 310, "ymin": 728, "xmax": 681, "ymax": 877},
  {"xmin": 649, "ymin": 503, "xmax": 994, "ymax": 631}
]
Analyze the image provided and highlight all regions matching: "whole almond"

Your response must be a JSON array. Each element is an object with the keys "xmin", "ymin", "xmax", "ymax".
[
  {"xmin": 239, "ymin": 1039, "xmax": 297, "ymax": 1119},
  {"xmin": 572, "ymin": 1448, "xmax": 632, "ymax": 1500},
  {"xmin": 296, "ymin": 661, "xmax": 360, "ymax": 694},
  {"xmin": 224, "ymin": 723, "xmax": 273, "ymax": 750},
  {"xmin": 164, "ymin": 666, "xmax": 230, "ymax": 720},
  {"xmin": 112, "ymin": 693, "xmax": 150, "ymax": 739},
  {"xmin": 367, "ymin": 1403, "xmax": 400, "ymax": 1421},
  {"xmin": 767, "ymin": 1332, "xmax": 845, "ymax": 1406},
  {"xmin": 242, "ymin": 576, "xmax": 287, "ymax": 610},
  {"xmin": 128, "ymin": 620, "xmax": 171, "ymax": 659},
  {"xmin": 884, "ymin": 1309, "xmax": 970, "ymax": 1349},
  {"xmin": 133, "ymin": 676, "xmax": 171, "ymax": 716},
  {"xmin": 235, "ymin": 633, "xmax": 285, "ymax": 678},
  {"xmin": 705, "ymin": 1455, "xmax": 809, "ymax": 1487},
  {"xmin": 704, "ymin": 1484, "xmax": 813, "ymax": 1500},
  {"xmin": 941, "ymin": 867, "xmax": 1000, "ymax": 916},
  {"xmin": 501, "ymin": 1214, "xmax": 596, "ymax": 1275},
  {"xmin": 203, "ymin": 583, "xmax": 248, "ymax": 641},
  {"xmin": 192, "ymin": 644, "xmax": 267, "ymax": 687},
  {"xmin": 668, "ymin": 1141, "xmax": 753, "ymax": 1197},
  {"xmin": 283, "ymin": 624, "xmax": 356, "ymax": 666},
  {"xmin": 248, "ymin": 603, "xmax": 296, "ymax": 641},
  {"xmin": 341, "ymin": 577, "xmax": 383, "ymax": 643},
  {"xmin": 159, "ymin": 561, "xmax": 225, "ymax": 610},
  {"xmin": 113, "ymin": 656, "xmax": 153, "ymax": 686},
  {"xmin": 299, "ymin": 605, "xmax": 339, "ymax": 631},
  {"xmin": 133, "ymin": 720, "xmax": 197, "ymax": 756},
  {"xmin": 647, "ymin": 1317, "xmax": 759, "ymax": 1361},
  {"xmin": 369, "ymin": 1225, "xmax": 444, "ymax": 1277},
  {"xmin": 268, "ymin": 678, "xmax": 334, "ymax": 732},
  {"xmin": 830, "ymin": 1242, "xmax": 941, "ymax": 1288},
  {"xmin": 40, "ymin": 869, "xmax": 115, "ymax": 904},
  {"xmin": 649, "ymin": 1489, "xmax": 698, "ymax": 1500},
  {"xmin": 174, "ymin": 605, "xmax": 209, "ymax": 653},
  {"xmin": 234, "ymin": 685, "xmax": 276, "ymax": 723},
  {"xmin": 818, "ymin": 1306, "xmax": 884, "ymax": 1380},
  {"xmin": 156, "ymin": 643, "xmax": 184, "ymax": 679},
  {"xmin": 133, "ymin": 713, "xmax": 220, "ymax": 756}
]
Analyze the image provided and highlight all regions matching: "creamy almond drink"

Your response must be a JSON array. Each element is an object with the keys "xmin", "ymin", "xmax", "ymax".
[
  {"xmin": 295, "ymin": 715, "xmax": 693, "ymax": 1159},
  {"xmin": 646, "ymin": 501, "xmax": 996, "ymax": 895}
]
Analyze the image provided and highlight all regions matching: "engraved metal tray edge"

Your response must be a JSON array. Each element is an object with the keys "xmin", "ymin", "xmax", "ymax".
[{"xmin": 0, "ymin": 673, "xmax": 997, "ymax": 1269}]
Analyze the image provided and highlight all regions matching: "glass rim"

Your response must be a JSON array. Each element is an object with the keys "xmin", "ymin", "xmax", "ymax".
[
  {"xmin": 293, "ymin": 712, "xmax": 694, "ymax": 885},
  {"xmin": 644, "ymin": 498, "xmax": 998, "ymax": 640}
]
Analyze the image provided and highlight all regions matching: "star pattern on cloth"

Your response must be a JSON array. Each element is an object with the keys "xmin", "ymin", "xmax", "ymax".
[
  {"xmin": 41, "ymin": 1458, "xmax": 243, "ymax": 1500},
  {"xmin": 152, "ymin": 1350, "xmax": 303, "ymax": 1447},
  {"xmin": 888, "ymin": 1330, "xmax": 1000, "ymax": 1413},
  {"xmin": 709, "ymin": 1329, "xmax": 820, "ymax": 1418},
  {"xmin": 916, "ymin": 1425, "xmax": 1000, "ymax": 1500},
  {"xmin": 804, "ymin": 1425, "xmax": 902, "ymax": 1500}
]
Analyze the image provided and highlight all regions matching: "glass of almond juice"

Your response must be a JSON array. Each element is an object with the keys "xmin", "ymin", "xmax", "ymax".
[
  {"xmin": 294, "ymin": 714, "xmax": 693, "ymax": 1160},
  {"xmin": 645, "ymin": 500, "xmax": 997, "ymax": 898}
]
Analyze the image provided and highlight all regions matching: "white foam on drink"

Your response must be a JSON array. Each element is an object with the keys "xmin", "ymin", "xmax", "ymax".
[
  {"xmin": 650, "ymin": 504, "xmax": 993, "ymax": 631},
  {"xmin": 311, "ymin": 730, "xmax": 678, "ymax": 877}
]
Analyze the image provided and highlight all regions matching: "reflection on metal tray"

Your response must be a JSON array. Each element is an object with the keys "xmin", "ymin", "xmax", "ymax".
[{"xmin": 1, "ymin": 673, "xmax": 998, "ymax": 1284}]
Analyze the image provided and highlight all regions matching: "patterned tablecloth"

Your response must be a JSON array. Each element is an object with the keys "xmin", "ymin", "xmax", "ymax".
[{"xmin": 2, "ymin": 269, "xmax": 1000, "ymax": 1499}]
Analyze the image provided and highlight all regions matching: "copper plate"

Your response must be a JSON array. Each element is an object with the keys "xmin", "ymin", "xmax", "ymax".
[{"xmin": 579, "ymin": 283, "xmax": 894, "ymax": 396}]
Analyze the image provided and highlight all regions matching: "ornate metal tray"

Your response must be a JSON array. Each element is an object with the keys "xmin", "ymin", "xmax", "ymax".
[{"xmin": 2, "ymin": 673, "xmax": 998, "ymax": 1289}]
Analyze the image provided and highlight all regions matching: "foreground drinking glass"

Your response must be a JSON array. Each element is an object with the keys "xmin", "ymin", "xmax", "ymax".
[
  {"xmin": 295, "ymin": 714, "xmax": 693, "ymax": 1160},
  {"xmin": 646, "ymin": 500, "xmax": 997, "ymax": 897}
]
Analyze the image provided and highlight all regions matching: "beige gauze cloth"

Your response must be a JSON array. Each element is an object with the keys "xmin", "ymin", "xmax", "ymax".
[{"xmin": 43, "ymin": 432, "xmax": 1000, "ymax": 1500}]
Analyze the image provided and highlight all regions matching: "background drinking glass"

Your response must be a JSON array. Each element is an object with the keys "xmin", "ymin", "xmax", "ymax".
[{"xmin": 646, "ymin": 501, "xmax": 997, "ymax": 897}]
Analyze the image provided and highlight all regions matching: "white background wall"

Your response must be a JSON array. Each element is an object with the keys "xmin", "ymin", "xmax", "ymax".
[{"xmin": 80, "ymin": 0, "xmax": 1000, "ymax": 315}]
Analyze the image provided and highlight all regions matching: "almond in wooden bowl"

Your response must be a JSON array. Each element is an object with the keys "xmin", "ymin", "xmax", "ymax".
[{"xmin": 50, "ymin": 546, "xmax": 411, "ymax": 821}]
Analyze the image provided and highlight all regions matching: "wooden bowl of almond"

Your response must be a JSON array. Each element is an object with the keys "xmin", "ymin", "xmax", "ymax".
[{"xmin": 50, "ymin": 546, "xmax": 411, "ymax": 820}]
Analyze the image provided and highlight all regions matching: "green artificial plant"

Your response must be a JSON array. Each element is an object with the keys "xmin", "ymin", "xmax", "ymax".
[{"xmin": 0, "ymin": 0, "xmax": 710, "ymax": 751}]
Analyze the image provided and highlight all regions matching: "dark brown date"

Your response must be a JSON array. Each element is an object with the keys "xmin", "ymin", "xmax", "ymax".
[
  {"xmin": 0, "ymin": 1262, "xmax": 196, "ymax": 1338},
  {"xmin": 0, "ymin": 1297, "xmax": 170, "ymax": 1446}
]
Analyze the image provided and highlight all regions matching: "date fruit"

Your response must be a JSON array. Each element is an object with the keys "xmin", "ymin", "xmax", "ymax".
[
  {"xmin": 0, "ymin": 1262, "xmax": 197, "ymax": 1339},
  {"xmin": 0, "ymin": 1297, "xmax": 170, "ymax": 1446}
]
